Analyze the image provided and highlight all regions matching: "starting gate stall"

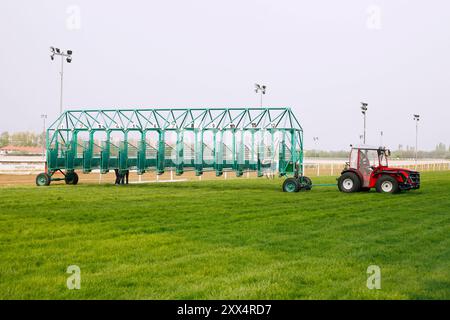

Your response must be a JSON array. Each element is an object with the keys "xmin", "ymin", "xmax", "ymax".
[{"xmin": 35, "ymin": 108, "xmax": 306, "ymax": 188}]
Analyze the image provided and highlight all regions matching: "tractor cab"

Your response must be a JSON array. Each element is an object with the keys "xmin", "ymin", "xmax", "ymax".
[
  {"xmin": 339, "ymin": 146, "xmax": 420, "ymax": 193},
  {"xmin": 347, "ymin": 146, "xmax": 389, "ymax": 188}
]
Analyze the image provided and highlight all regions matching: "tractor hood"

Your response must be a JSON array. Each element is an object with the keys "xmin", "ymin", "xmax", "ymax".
[{"xmin": 379, "ymin": 166, "xmax": 418, "ymax": 174}]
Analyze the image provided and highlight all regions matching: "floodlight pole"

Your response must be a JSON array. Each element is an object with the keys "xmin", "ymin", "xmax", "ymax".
[
  {"xmin": 413, "ymin": 114, "xmax": 420, "ymax": 165},
  {"xmin": 50, "ymin": 47, "xmax": 72, "ymax": 115},
  {"xmin": 360, "ymin": 102, "xmax": 368, "ymax": 144},
  {"xmin": 313, "ymin": 137, "xmax": 319, "ymax": 158},
  {"xmin": 259, "ymin": 91, "xmax": 263, "ymax": 108},
  {"xmin": 41, "ymin": 114, "xmax": 47, "ymax": 156},
  {"xmin": 415, "ymin": 120, "xmax": 418, "ymax": 162},
  {"xmin": 59, "ymin": 56, "xmax": 64, "ymax": 115},
  {"xmin": 364, "ymin": 114, "xmax": 366, "ymax": 144},
  {"xmin": 255, "ymin": 84, "xmax": 266, "ymax": 108}
]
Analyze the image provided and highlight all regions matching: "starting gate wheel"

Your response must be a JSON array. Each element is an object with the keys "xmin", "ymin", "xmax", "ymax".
[
  {"xmin": 36, "ymin": 173, "xmax": 51, "ymax": 186},
  {"xmin": 65, "ymin": 172, "xmax": 79, "ymax": 185},
  {"xmin": 283, "ymin": 178, "xmax": 300, "ymax": 192},
  {"xmin": 299, "ymin": 176, "xmax": 312, "ymax": 191}
]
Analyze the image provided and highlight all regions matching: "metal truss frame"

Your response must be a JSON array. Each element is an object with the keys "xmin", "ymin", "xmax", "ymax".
[{"xmin": 45, "ymin": 107, "xmax": 304, "ymax": 178}]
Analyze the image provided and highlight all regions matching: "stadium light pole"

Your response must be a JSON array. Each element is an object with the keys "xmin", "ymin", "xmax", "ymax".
[
  {"xmin": 413, "ymin": 114, "xmax": 420, "ymax": 165},
  {"xmin": 255, "ymin": 84, "xmax": 266, "ymax": 107},
  {"xmin": 50, "ymin": 47, "xmax": 73, "ymax": 115},
  {"xmin": 40, "ymin": 114, "xmax": 47, "ymax": 157},
  {"xmin": 360, "ymin": 102, "xmax": 368, "ymax": 144},
  {"xmin": 313, "ymin": 136, "xmax": 319, "ymax": 158}
]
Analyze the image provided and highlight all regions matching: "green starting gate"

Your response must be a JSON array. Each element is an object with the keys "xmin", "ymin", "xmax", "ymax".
[{"xmin": 36, "ymin": 108, "xmax": 304, "ymax": 186}]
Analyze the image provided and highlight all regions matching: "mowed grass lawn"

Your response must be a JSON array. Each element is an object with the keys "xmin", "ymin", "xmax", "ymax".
[{"xmin": 0, "ymin": 171, "xmax": 449, "ymax": 299}]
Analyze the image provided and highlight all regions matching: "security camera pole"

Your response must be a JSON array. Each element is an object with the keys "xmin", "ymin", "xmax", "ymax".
[
  {"xmin": 255, "ymin": 84, "xmax": 266, "ymax": 107},
  {"xmin": 413, "ymin": 114, "xmax": 420, "ymax": 165},
  {"xmin": 50, "ymin": 47, "xmax": 73, "ymax": 115},
  {"xmin": 360, "ymin": 102, "xmax": 368, "ymax": 144}
]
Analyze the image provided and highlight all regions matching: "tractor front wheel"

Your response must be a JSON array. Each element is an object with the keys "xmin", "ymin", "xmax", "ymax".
[
  {"xmin": 65, "ymin": 172, "xmax": 79, "ymax": 185},
  {"xmin": 282, "ymin": 178, "xmax": 300, "ymax": 192},
  {"xmin": 338, "ymin": 172, "xmax": 361, "ymax": 193},
  {"xmin": 376, "ymin": 175, "xmax": 399, "ymax": 193},
  {"xmin": 36, "ymin": 173, "xmax": 51, "ymax": 186}
]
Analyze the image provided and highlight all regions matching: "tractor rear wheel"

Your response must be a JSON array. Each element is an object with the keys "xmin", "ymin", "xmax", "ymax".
[
  {"xmin": 376, "ymin": 175, "xmax": 399, "ymax": 193},
  {"xmin": 338, "ymin": 172, "xmax": 360, "ymax": 193},
  {"xmin": 65, "ymin": 172, "xmax": 79, "ymax": 185},
  {"xmin": 36, "ymin": 173, "xmax": 51, "ymax": 186},
  {"xmin": 282, "ymin": 178, "xmax": 300, "ymax": 192}
]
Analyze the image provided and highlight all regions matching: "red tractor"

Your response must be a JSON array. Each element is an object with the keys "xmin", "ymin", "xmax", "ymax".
[{"xmin": 337, "ymin": 146, "xmax": 420, "ymax": 193}]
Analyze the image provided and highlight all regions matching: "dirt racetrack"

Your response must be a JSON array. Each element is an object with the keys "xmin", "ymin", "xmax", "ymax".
[{"xmin": 0, "ymin": 170, "xmax": 265, "ymax": 187}]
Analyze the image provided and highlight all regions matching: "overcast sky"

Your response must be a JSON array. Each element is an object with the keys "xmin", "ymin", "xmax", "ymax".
[{"xmin": 0, "ymin": 0, "xmax": 449, "ymax": 150}]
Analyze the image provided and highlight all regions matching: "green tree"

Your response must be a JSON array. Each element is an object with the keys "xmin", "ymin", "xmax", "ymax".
[{"xmin": 0, "ymin": 131, "xmax": 10, "ymax": 147}]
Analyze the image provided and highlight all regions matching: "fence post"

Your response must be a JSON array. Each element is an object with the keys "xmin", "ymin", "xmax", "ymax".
[
  {"xmin": 331, "ymin": 163, "xmax": 334, "ymax": 176},
  {"xmin": 317, "ymin": 163, "xmax": 320, "ymax": 176}
]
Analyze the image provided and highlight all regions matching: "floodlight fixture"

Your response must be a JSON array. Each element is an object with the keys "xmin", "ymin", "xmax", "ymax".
[
  {"xmin": 360, "ymin": 102, "xmax": 368, "ymax": 114},
  {"xmin": 255, "ymin": 83, "xmax": 267, "ymax": 107}
]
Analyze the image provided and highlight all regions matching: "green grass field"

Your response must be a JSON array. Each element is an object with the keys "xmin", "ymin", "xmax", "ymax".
[{"xmin": 1, "ymin": 171, "xmax": 449, "ymax": 299}]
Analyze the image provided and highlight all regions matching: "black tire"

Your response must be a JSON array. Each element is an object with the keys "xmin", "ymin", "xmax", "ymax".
[
  {"xmin": 282, "ymin": 178, "xmax": 300, "ymax": 193},
  {"xmin": 65, "ymin": 171, "xmax": 79, "ymax": 185},
  {"xmin": 375, "ymin": 175, "xmax": 399, "ymax": 193},
  {"xmin": 338, "ymin": 172, "xmax": 361, "ymax": 193},
  {"xmin": 72, "ymin": 172, "xmax": 79, "ymax": 185},
  {"xmin": 299, "ymin": 176, "xmax": 312, "ymax": 191},
  {"xmin": 36, "ymin": 173, "xmax": 51, "ymax": 186}
]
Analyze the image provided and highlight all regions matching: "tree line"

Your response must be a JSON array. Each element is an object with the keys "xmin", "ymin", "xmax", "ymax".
[
  {"xmin": 302, "ymin": 143, "xmax": 450, "ymax": 159},
  {"xmin": 0, "ymin": 131, "xmax": 45, "ymax": 148}
]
